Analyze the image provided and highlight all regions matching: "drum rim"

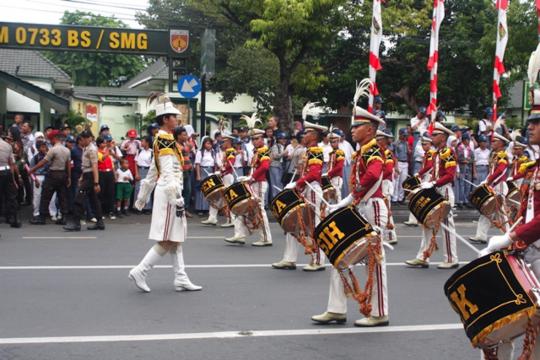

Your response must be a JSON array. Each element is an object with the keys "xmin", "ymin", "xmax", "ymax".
[
  {"xmin": 277, "ymin": 203, "xmax": 307, "ymax": 225},
  {"xmin": 408, "ymin": 188, "xmax": 449, "ymax": 225},
  {"xmin": 333, "ymin": 234, "xmax": 377, "ymax": 270}
]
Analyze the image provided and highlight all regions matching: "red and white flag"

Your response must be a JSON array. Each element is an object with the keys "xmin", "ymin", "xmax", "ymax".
[
  {"xmin": 368, "ymin": 0, "xmax": 383, "ymax": 113},
  {"xmin": 492, "ymin": 0, "xmax": 509, "ymax": 121},
  {"xmin": 427, "ymin": 0, "xmax": 445, "ymax": 127}
]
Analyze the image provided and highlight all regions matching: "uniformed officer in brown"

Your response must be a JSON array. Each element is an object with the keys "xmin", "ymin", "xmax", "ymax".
[
  {"xmin": 28, "ymin": 130, "xmax": 71, "ymax": 225},
  {"xmin": 64, "ymin": 130, "xmax": 105, "ymax": 231},
  {"xmin": 0, "ymin": 134, "xmax": 21, "ymax": 228}
]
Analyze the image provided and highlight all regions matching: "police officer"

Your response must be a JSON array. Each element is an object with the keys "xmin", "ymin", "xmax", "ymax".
[
  {"xmin": 0, "ymin": 135, "xmax": 21, "ymax": 228},
  {"xmin": 29, "ymin": 130, "xmax": 71, "ymax": 225},
  {"xmin": 64, "ymin": 130, "xmax": 105, "ymax": 231}
]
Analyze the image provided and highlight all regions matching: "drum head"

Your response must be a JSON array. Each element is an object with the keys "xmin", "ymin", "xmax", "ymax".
[
  {"xmin": 280, "ymin": 205, "xmax": 315, "ymax": 235},
  {"xmin": 408, "ymin": 188, "xmax": 450, "ymax": 229}
]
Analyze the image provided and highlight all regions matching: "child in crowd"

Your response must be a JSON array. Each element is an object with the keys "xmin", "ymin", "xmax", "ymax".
[{"xmin": 115, "ymin": 158, "xmax": 134, "ymax": 216}]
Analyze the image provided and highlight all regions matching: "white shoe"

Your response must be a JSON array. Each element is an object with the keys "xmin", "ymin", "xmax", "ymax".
[
  {"xmin": 172, "ymin": 247, "xmax": 202, "ymax": 292},
  {"xmin": 403, "ymin": 220, "xmax": 418, "ymax": 226},
  {"xmin": 354, "ymin": 316, "xmax": 389, "ymax": 327},
  {"xmin": 224, "ymin": 236, "xmax": 246, "ymax": 244},
  {"xmin": 252, "ymin": 240, "xmax": 272, "ymax": 247},
  {"xmin": 51, "ymin": 215, "xmax": 58, "ymax": 222},
  {"xmin": 201, "ymin": 219, "xmax": 217, "ymax": 225},
  {"xmin": 220, "ymin": 221, "xmax": 234, "ymax": 228},
  {"xmin": 303, "ymin": 263, "xmax": 326, "ymax": 272},
  {"xmin": 128, "ymin": 246, "xmax": 163, "ymax": 293},
  {"xmin": 90, "ymin": 217, "xmax": 97, "ymax": 223},
  {"xmin": 128, "ymin": 268, "xmax": 151, "ymax": 293}
]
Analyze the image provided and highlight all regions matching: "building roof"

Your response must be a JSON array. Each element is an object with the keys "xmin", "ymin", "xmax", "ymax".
[
  {"xmin": 0, "ymin": 49, "xmax": 71, "ymax": 85},
  {"xmin": 73, "ymin": 86, "xmax": 150, "ymax": 98},
  {"xmin": 123, "ymin": 59, "xmax": 168, "ymax": 88}
]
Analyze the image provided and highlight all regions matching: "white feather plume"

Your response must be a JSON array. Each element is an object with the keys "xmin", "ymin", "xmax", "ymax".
[
  {"xmin": 528, "ymin": 42, "xmax": 540, "ymax": 86},
  {"xmin": 353, "ymin": 78, "xmax": 373, "ymax": 107},
  {"xmin": 240, "ymin": 113, "xmax": 262, "ymax": 129},
  {"xmin": 302, "ymin": 101, "xmax": 325, "ymax": 121}
]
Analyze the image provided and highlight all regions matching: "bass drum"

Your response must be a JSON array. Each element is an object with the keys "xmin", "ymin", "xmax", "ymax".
[
  {"xmin": 469, "ymin": 184, "xmax": 498, "ymax": 217},
  {"xmin": 314, "ymin": 206, "xmax": 378, "ymax": 271},
  {"xmin": 223, "ymin": 181, "xmax": 258, "ymax": 216},
  {"xmin": 506, "ymin": 180, "xmax": 521, "ymax": 205},
  {"xmin": 408, "ymin": 188, "xmax": 451, "ymax": 229},
  {"xmin": 201, "ymin": 174, "xmax": 225, "ymax": 205},
  {"xmin": 271, "ymin": 189, "xmax": 314, "ymax": 235},
  {"xmin": 402, "ymin": 175, "xmax": 421, "ymax": 194},
  {"xmin": 444, "ymin": 251, "xmax": 540, "ymax": 348}
]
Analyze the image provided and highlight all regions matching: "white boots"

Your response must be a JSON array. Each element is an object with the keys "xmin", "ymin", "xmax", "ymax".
[
  {"xmin": 128, "ymin": 245, "xmax": 163, "ymax": 293},
  {"xmin": 171, "ymin": 246, "xmax": 202, "ymax": 291},
  {"xmin": 129, "ymin": 244, "xmax": 202, "ymax": 292}
]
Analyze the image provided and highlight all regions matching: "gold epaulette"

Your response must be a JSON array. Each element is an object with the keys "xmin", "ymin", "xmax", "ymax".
[
  {"xmin": 361, "ymin": 140, "xmax": 383, "ymax": 165},
  {"xmin": 519, "ymin": 160, "xmax": 537, "ymax": 175},
  {"xmin": 496, "ymin": 150, "xmax": 508, "ymax": 165},
  {"xmin": 384, "ymin": 149, "xmax": 394, "ymax": 164},
  {"xmin": 257, "ymin": 146, "xmax": 270, "ymax": 161},
  {"xmin": 226, "ymin": 147, "xmax": 236, "ymax": 160},
  {"xmin": 439, "ymin": 147, "xmax": 456, "ymax": 168},
  {"xmin": 154, "ymin": 133, "xmax": 176, "ymax": 157},
  {"xmin": 307, "ymin": 147, "xmax": 324, "ymax": 166}
]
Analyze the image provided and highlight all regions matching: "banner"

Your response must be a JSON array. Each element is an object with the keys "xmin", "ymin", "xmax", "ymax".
[
  {"xmin": 427, "ymin": 0, "xmax": 445, "ymax": 125},
  {"xmin": 492, "ymin": 0, "xmax": 509, "ymax": 121}
]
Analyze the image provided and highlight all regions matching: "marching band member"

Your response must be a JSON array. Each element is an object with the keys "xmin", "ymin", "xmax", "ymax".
[
  {"xmin": 129, "ymin": 94, "xmax": 201, "ymax": 293},
  {"xmin": 481, "ymin": 112, "xmax": 540, "ymax": 360},
  {"xmin": 278, "ymin": 117, "xmax": 327, "ymax": 272},
  {"xmin": 225, "ymin": 118, "xmax": 273, "ymax": 247},
  {"xmin": 469, "ymin": 133, "xmax": 510, "ymax": 244},
  {"xmin": 508, "ymin": 136, "xmax": 530, "ymax": 188},
  {"xmin": 326, "ymin": 130, "xmax": 345, "ymax": 203},
  {"xmin": 204, "ymin": 133, "xmax": 236, "ymax": 227},
  {"xmin": 376, "ymin": 129, "xmax": 397, "ymax": 245},
  {"xmin": 405, "ymin": 123, "xmax": 459, "ymax": 269},
  {"xmin": 312, "ymin": 105, "xmax": 389, "ymax": 327}
]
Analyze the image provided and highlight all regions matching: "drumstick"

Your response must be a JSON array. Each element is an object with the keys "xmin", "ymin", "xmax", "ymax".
[
  {"xmin": 288, "ymin": 169, "xmax": 297, "ymax": 185},
  {"xmin": 273, "ymin": 185, "xmax": 283, "ymax": 192},
  {"xmin": 304, "ymin": 181, "xmax": 331, "ymax": 207},
  {"xmin": 439, "ymin": 222, "xmax": 482, "ymax": 256}
]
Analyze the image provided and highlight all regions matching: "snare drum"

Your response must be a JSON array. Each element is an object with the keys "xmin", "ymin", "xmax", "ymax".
[
  {"xmin": 201, "ymin": 174, "xmax": 225, "ymax": 204},
  {"xmin": 506, "ymin": 180, "xmax": 521, "ymax": 205},
  {"xmin": 224, "ymin": 181, "xmax": 258, "ymax": 216},
  {"xmin": 408, "ymin": 188, "xmax": 451, "ymax": 229},
  {"xmin": 271, "ymin": 189, "xmax": 314, "ymax": 234},
  {"xmin": 469, "ymin": 184, "xmax": 498, "ymax": 217},
  {"xmin": 321, "ymin": 176, "xmax": 336, "ymax": 200},
  {"xmin": 402, "ymin": 175, "xmax": 421, "ymax": 194},
  {"xmin": 444, "ymin": 251, "xmax": 540, "ymax": 348},
  {"xmin": 314, "ymin": 206, "xmax": 378, "ymax": 270}
]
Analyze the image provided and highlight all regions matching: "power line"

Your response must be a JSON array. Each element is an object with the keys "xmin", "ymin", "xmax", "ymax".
[
  {"xmin": 62, "ymin": 0, "xmax": 146, "ymax": 11},
  {"xmin": 1, "ymin": 4, "xmax": 139, "ymax": 22},
  {"xmin": 23, "ymin": 0, "xmax": 139, "ymax": 18}
]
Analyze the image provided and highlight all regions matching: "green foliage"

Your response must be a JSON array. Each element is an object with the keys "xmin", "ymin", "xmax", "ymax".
[
  {"xmin": 43, "ymin": 11, "xmax": 145, "ymax": 86},
  {"xmin": 59, "ymin": 109, "xmax": 91, "ymax": 133}
]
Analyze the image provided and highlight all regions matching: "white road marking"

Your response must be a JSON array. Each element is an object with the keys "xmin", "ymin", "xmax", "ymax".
[
  {"xmin": 0, "ymin": 261, "xmax": 470, "ymax": 270},
  {"xmin": 0, "ymin": 323, "xmax": 463, "ymax": 345},
  {"xmin": 22, "ymin": 236, "xmax": 97, "ymax": 239}
]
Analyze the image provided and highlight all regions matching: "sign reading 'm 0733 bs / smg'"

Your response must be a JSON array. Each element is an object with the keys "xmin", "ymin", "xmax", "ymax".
[{"xmin": 0, "ymin": 22, "xmax": 189, "ymax": 56}]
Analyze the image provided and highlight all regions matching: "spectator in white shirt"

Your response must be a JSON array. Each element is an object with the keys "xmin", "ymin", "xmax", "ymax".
[
  {"xmin": 134, "ymin": 136, "xmax": 153, "ymax": 213},
  {"xmin": 473, "ymin": 135, "xmax": 490, "ymax": 185}
]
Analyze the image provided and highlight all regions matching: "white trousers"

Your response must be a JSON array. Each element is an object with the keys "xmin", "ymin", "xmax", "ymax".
[
  {"xmin": 233, "ymin": 181, "xmax": 272, "ymax": 242},
  {"xmin": 416, "ymin": 184, "xmax": 458, "ymax": 263},
  {"xmin": 392, "ymin": 162, "xmax": 409, "ymax": 202},
  {"xmin": 208, "ymin": 174, "xmax": 234, "ymax": 222},
  {"xmin": 33, "ymin": 175, "xmax": 58, "ymax": 217},
  {"xmin": 330, "ymin": 176, "xmax": 343, "ymax": 203},
  {"xmin": 281, "ymin": 182, "xmax": 325, "ymax": 265},
  {"xmin": 327, "ymin": 198, "xmax": 388, "ymax": 317},
  {"xmin": 474, "ymin": 183, "xmax": 509, "ymax": 241},
  {"xmin": 382, "ymin": 179, "xmax": 397, "ymax": 243}
]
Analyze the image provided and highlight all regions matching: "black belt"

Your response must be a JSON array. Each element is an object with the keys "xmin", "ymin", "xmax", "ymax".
[{"xmin": 138, "ymin": 166, "xmax": 150, "ymax": 169}]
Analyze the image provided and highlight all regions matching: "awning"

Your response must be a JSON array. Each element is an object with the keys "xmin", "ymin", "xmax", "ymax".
[{"xmin": 0, "ymin": 70, "xmax": 69, "ymax": 113}]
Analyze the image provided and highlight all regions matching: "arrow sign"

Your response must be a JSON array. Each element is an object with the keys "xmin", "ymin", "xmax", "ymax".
[{"xmin": 178, "ymin": 74, "xmax": 201, "ymax": 99}]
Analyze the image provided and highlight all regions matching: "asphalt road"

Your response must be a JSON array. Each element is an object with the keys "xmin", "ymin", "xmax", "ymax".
[{"xmin": 0, "ymin": 211, "xmax": 512, "ymax": 360}]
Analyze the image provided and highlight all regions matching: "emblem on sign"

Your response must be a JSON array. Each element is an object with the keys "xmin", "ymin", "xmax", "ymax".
[{"xmin": 169, "ymin": 29, "xmax": 189, "ymax": 53}]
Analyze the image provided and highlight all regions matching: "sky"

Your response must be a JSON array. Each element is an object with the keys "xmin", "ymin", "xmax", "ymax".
[{"xmin": 0, "ymin": 0, "xmax": 150, "ymax": 29}]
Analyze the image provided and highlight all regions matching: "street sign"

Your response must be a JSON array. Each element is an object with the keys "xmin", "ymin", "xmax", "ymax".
[
  {"xmin": 0, "ymin": 22, "xmax": 189, "ymax": 57},
  {"xmin": 178, "ymin": 75, "xmax": 201, "ymax": 99}
]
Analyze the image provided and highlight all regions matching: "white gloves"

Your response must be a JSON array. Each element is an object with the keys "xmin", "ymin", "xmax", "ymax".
[
  {"xmin": 507, "ymin": 177, "xmax": 514, "ymax": 182},
  {"xmin": 175, "ymin": 197, "xmax": 185, "ymax": 208},
  {"xmin": 480, "ymin": 234, "xmax": 513, "ymax": 257},
  {"xmin": 322, "ymin": 172, "xmax": 328, "ymax": 177},
  {"xmin": 328, "ymin": 194, "xmax": 353, "ymax": 213},
  {"xmin": 134, "ymin": 199, "xmax": 146, "ymax": 211},
  {"xmin": 237, "ymin": 176, "xmax": 249, "ymax": 182},
  {"xmin": 285, "ymin": 182, "xmax": 296, "ymax": 190},
  {"xmin": 213, "ymin": 171, "xmax": 221, "ymax": 176},
  {"xmin": 421, "ymin": 181, "xmax": 434, "ymax": 189}
]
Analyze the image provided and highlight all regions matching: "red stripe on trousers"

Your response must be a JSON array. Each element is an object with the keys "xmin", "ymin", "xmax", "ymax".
[
  {"xmin": 163, "ymin": 204, "xmax": 171, "ymax": 241},
  {"xmin": 444, "ymin": 188, "xmax": 452, "ymax": 263}
]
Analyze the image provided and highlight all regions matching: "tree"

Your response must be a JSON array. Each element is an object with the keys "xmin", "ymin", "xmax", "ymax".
[{"xmin": 43, "ymin": 11, "xmax": 145, "ymax": 86}]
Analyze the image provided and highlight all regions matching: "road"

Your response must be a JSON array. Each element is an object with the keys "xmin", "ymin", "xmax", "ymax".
[{"xmin": 0, "ymin": 211, "xmax": 508, "ymax": 360}]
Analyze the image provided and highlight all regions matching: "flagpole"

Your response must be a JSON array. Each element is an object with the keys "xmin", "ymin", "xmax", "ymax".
[
  {"xmin": 367, "ymin": 0, "xmax": 383, "ymax": 113},
  {"xmin": 492, "ymin": 0, "xmax": 509, "ymax": 131},
  {"xmin": 426, "ymin": 0, "xmax": 445, "ymax": 132}
]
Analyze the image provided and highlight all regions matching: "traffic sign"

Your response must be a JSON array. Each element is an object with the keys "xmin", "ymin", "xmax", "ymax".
[{"xmin": 178, "ymin": 74, "xmax": 201, "ymax": 99}]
